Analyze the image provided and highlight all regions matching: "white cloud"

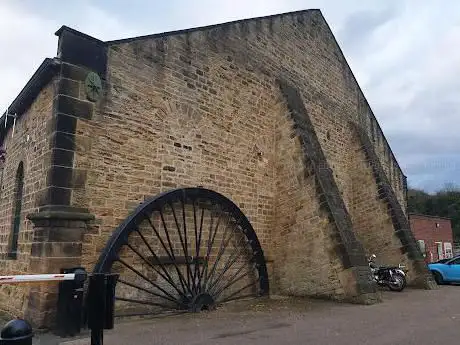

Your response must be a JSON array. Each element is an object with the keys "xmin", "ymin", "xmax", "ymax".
[
  {"xmin": 0, "ymin": 1, "xmax": 136, "ymax": 110},
  {"xmin": 59, "ymin": 4, "xmax": 138, "ymax": 41},
  {"xmin": 350, "ymin": 1, "xmax": 460, "ymax": 126},
  {"xmin": 0, "ymin": 2, "xmax": 57, "ymax": 110},
  {"xmin": 1, "ymin": 0, "xmax": 459, "ymax": 192},
  {"xmin": 327, "ymin": 1, "xmax": 460, "ymax": 192}
]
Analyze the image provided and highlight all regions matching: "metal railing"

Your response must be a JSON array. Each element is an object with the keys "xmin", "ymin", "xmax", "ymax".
[{"xmin": 0, "ymin": 268, "xmax": 118, "ymax": 345}]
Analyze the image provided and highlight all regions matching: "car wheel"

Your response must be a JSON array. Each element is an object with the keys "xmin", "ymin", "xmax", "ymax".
[{"xmin": 432, "ymin": 271, "xmax": 444, "ymax": 285}]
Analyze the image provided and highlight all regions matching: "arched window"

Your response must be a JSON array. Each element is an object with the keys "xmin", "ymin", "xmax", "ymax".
[{"xmin": 8, "ymin": 162, "xmax": 24, "ymax": 259}]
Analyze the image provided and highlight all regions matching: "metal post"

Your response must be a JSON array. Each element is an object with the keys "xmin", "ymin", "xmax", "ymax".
[
  {"xmin": 104, "ymin": 274, "xmax": 118, "ymax": 330},
  {"xmin": 90, "ymin": 329, "xmax": 103, "ymax": 345},
  {"xmin": 86, "ymin": 274, "xmax": 106, "ymax": 345},
  {"xmin": 85, "ymin": 273, "xmax": 119, "ymax": 345}
]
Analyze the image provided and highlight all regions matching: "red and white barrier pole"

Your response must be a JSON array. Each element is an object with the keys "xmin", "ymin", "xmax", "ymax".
[{"xmin": 0, "ymin": 273, "xmax": 76, "ymax": 284}]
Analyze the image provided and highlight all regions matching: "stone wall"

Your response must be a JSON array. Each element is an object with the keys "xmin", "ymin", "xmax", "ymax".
[
  {"xmin": 272, "ymin": 89, "xmax": 357, "ymax": 300},
  {"xmin": 0, "ymin": 81, "xmax": 54, "ymax": 317},
  {"xmin": 75, "ymin": 41, "xmax": 281, "ymax": 270},
  {"xmin": 348, "ymin": 125, "xmax": 409, "ymax": 269},
  {"xmin": 351, "ymin": 123, "xmax": 435, "ymax": 288},
  {"xmin": 0, "ymin": 9, "xmax": 421, "ymax": 325},
  {"xmin": 73, "ymin": 10, "xmax": 406, "ymax": 300}
]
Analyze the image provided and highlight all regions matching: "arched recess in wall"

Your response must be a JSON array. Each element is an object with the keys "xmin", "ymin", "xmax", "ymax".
[{"xmin": 8, "ymin": 161, "xmax": 24, "ymax": 259}]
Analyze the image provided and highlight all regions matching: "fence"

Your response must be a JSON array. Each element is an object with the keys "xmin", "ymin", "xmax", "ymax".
[{"xmin": 0, "ymin": 268, "xmax": 118, "ymax": 345}]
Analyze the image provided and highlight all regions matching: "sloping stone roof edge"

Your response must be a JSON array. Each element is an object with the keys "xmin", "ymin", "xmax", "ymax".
[
  {"xmin": 106, "ymin": 8, "xmax": 320, "ymax": 45},
  {"xmin": 0, "ymin": 57, "xmax": 60, "ymax": 145}
]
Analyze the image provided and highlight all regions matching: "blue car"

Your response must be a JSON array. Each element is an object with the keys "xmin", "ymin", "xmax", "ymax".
[{"xmin": 428, "ymin": 256, "xmax": 460, "ymax": 284}]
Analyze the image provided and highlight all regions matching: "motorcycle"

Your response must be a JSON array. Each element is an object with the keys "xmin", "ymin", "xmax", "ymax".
[{"xmin": 368, "ymin": 254, "xmax": 407, "ymax": 292}]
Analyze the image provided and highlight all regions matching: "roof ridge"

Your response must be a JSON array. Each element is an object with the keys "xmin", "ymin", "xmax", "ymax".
[{"xmin": 105, "ymin": 8, "xmax": 320, "ymax": 45}]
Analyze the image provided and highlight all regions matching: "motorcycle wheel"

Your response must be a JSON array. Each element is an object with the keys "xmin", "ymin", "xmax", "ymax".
[
  {"xmin": 397, "ymin": 272, "xmax": 407, "ymax": 289},
  {"xmin": 388, "ymin": 273, "xmax": 406, "ymax": 292}
]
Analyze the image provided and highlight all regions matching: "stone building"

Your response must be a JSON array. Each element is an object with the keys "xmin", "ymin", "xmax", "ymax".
[{"xmin": 0, "ymin": 9, "xmax": 435, "ymax": 328}]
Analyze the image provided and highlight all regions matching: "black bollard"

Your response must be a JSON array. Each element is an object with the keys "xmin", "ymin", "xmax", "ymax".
[
  {"xmin": 0, "ymin": 319, "xmax": 33, "ymax": 345},
  {"xmin": 85, "ymin": 273, "xmax": 119, "ymax": 345}
]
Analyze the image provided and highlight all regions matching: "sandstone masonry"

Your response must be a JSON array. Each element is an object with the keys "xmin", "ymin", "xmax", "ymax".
[{"xmin": 0, "ymin": 9, "xmax": 435, "ymax": 328}]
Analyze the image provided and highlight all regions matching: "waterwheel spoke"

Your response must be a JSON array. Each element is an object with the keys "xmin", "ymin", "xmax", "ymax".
[
  {"xmin": 206, "ymin": 233, "xmax": 248, "ymax": 294},
  {"xmin": 180, "ymin": 197, "xmax": 193, "ymax": 291},
  {"xmin": 203, "ymin": 214, "xmax": 233, "ymax": 289},
  {"xmin": 191, "ymin": 201, "xmax": 205, "ymax": 294},
  {"xmin": 125, "ymin": 241, "xmax": 186, "ymax": 298},
  {"xmin": 117, "ymin": 258, "xmax": 180, "ymax": 305},
  {"xmin": 118, "ymin": 278, "xmax": 182, "ymax": 307},
  {"xmin": 158, "ymin": 207, "xmax": 193, "ymax": 293},
  {"xmin": 134, "ymin": 228, "xmax": 186, "ymax": 298},
  {"xmin": 191, "ymin": 200, "xmax": 198, "ymax": 294},
  {"xmin": 213, "ymin": 265, "xmax": 256, "ymax": 299},
  {"xmin": 193, "ymin": 206, "xmax": 206, "ymax": 293},
  {"xmin": 204, "ymin": 218, "xmax": 238, "ymax": 290},
  {"xmin": 168, "ymin": 201, "xmax": 193, "ymax": 295},
  {"xmin": 142, "ymin": 212, "xmax": 192, "ymax": 296},
  {"xmin": 198, "ymin": 205, "xmax": 222, "ymax": 291}
]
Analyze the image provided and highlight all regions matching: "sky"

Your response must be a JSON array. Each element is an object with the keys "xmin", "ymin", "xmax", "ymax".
[{"xmin": 0, "ymin": 0, "xmax": 459, "ymax": 193}]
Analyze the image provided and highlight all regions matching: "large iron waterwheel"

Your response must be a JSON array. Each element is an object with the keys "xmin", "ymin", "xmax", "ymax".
[{"xmin": 94, "ymin": 188, "xmax": 269, "ymax": 318}]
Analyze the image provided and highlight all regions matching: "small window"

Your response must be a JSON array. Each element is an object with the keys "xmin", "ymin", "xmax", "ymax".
[
  {"xmin": 8, "ymin": 162, "xmax": 24, "ymax": 259},
  {"xmin": 435, "ymin": 223, "xmax": 440, "ymax": 228}
]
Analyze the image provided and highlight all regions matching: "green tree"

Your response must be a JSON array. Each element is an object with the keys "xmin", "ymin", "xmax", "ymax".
[{"xmin": 407, "ymin": 183, "xmax": 460, "ymax": 241}]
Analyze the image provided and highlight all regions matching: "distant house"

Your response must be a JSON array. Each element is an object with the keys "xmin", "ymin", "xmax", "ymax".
[{"xmin": 409, "ymin": 213, "xmax": 454, "ymax": 263}]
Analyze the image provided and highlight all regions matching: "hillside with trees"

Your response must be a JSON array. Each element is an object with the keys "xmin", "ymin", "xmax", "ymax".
[{"xmin": 407, "ymin": 184, "xmax": 460, "ymax": 241}]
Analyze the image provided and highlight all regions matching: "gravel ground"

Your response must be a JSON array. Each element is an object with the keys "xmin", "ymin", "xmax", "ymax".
[{"xmin": 31, "ymin": 285, "xmax": 460, "ymax": 345}]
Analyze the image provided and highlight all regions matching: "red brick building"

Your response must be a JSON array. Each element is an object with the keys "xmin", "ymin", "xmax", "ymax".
[{"xmin": 409, "ymin": 214, "xmax": 454, "ymax": 263}]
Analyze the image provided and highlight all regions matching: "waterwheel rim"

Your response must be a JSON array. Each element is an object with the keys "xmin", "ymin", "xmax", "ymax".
[{"xmin": 94, "ymin": 188, "xmax": 269, "ymax": 318}]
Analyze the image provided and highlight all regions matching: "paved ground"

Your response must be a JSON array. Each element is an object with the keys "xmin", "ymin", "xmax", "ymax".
[{"xmin": 36, "ymin": 285, "xmax": 460, "ymax": 345}]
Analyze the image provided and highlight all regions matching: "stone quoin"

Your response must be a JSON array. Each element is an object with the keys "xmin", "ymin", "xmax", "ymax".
[{"xmin": 0, "ymin": 9, "xmax": 436, "ymax": 328}]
